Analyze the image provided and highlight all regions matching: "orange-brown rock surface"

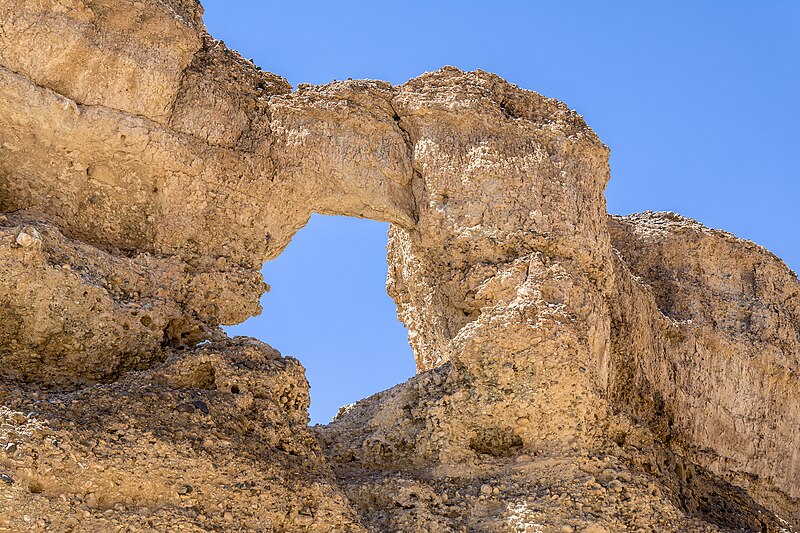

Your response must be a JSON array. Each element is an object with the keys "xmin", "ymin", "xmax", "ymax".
[{"xmin": 0, "ymin": 1, "xmax": 797, "ymax": 531}]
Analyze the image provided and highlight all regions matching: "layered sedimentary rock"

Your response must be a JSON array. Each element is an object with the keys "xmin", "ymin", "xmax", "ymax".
[
  {"xmin": 608, "ymin": 212, "xmax": 800, "ymax": 522},
  {"xmin": 1, "ymin": 0, "xmax": 798, "ymax": 531}
]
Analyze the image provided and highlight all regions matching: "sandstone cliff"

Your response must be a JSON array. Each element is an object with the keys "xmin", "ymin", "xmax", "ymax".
[{"xmin": 0, "ymin": 1, "xmax": 797, "ymax": 531}]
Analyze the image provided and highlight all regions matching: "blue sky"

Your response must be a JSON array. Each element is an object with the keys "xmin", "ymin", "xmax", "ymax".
[{"xmin": 210, "ymin": 1, "xmax": 800, "ymax": 424}]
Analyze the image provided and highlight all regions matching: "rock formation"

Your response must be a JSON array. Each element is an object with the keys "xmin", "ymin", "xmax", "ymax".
[{"xmin": 0, "ymin": 1, "xmax": 798, "ymax": 531}]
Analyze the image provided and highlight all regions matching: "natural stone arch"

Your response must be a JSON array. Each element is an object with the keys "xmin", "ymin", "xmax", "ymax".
[
  {"xmin": 1, "ymin": 29, "xmax": 611, "ymax": 391},
  {"xmin": 0, "ymin": 1, "xmax": 799, "ymax": 529}
]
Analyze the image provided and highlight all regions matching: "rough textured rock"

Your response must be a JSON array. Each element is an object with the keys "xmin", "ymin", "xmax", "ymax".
[
  {"xmin": 0, "ymin": 0, "xmax": 798, "ymax": 531},
  {"xmin": 0, "ymin": 213, "xmax": 237, "ymax": 385},
  {"xmin": 0, "ymin": 338, "xmax": 363, "ymax": 532},
  {"xmin": 608, "ymin": 212, "xmax": 800, "ymax": 523}
]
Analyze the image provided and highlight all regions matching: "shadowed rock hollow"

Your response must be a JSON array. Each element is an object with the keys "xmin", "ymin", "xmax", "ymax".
[{"xmin": 0, "ymin": 1, "xmax": 798, "ymax": 531}]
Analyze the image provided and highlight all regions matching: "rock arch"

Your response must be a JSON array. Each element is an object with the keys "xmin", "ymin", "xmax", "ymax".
[{"xmin": 0, "ymin": 1, "xmax": 798, "ymax": 529}]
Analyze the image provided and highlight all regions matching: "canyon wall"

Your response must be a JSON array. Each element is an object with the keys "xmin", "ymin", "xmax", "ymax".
[{"xmin": 0, "ymin": 1, "xmax": 797, "ymax": 531}]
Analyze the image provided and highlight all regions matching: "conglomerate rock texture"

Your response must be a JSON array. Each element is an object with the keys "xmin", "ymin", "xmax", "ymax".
[{"xmin": 0, "ymin": 1, "xmax": 798, "ymax": 531}]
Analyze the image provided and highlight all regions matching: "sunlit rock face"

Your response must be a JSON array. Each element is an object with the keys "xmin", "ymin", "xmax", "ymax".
[{"xmin": 1, "ymin": 1, "xmax": 798, "ymax": 531}]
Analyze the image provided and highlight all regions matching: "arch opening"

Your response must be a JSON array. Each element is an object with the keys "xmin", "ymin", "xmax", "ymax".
[{"xmin": 225, "ymin": 214, "xmax": 416, "ymax": 424}]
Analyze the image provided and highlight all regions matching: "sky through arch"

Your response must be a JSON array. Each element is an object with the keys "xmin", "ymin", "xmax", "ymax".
[{"xmin": 225, "ymin": 215, "xmax": 415, "ymax": 424}]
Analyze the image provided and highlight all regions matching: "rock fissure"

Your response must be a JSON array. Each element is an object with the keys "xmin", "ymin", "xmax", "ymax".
[{"xmin": 387, "ymin": 96, "xmax": 422, "ymax": 225}]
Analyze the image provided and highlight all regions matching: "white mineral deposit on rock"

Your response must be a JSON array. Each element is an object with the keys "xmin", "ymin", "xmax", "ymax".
[{"xmin": 14, "ymin": 227, "xmax": 40, "ymax": 248}]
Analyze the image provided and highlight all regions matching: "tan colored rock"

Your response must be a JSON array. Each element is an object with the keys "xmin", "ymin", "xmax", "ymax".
[
  {"xmin": 0, "ymin": 338, "xmax": 363, "ymax": 532},
  {"xmin": 608, "ymin": 211, "xmax": 800, "ymax": 524},
  {"xmin": 0, "ymin": 0, "xmax": 798, "ymax": 531},
  {"xmin": 0, "ymin": 214, "xmax": 254, "ymax": 385},
  {"xmin": 0, "ymin": 0, "xmax": 205, "ymax": 123},
  {"xmin": 14, "ymin": 227, "xmax": 40, "ymax": 248}
]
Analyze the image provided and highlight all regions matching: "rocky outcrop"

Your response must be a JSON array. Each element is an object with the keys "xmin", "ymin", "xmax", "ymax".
[
  {"xmin": 0, "ymin": 213, "xmax": 233, "ymax": 385},
  {"xmin": 0, "ymin": 338, "xmax": 363, "ymax": 531},
  {"xmin": 0, "ymin": 0, "xmax": 798, "ymax": 531},
  {"xmin": 608, "ymin": 212, "xmax": 800, "ymax": 523}
]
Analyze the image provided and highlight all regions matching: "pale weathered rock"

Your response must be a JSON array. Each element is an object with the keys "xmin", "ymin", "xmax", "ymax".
[
  {"xmin": 0, "ymin": 213, "xmax": 250, "ymax": 385},
  {"xmin": 14, "ymin": 227, "xmax": 40, "ymax": 248},
  {"xmin": 0, "ymin": 0, "xmax": 798, "ymax": 531},
  {"xmin": 608, "ymin": 211, "xmax": 800, "ymax": 524},
  {"xmin": 0, "ymin": 338, "xmax": 363, "ymax": 532}
]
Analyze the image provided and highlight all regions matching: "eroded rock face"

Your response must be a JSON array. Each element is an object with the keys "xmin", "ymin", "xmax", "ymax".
[
  {"xmin": 608, "ymin": 212, "xmax": 800, "ymax": 522},
  {"xmin": 0, "ymin": 338, "xmax": 363, "ymax": 531},
  {"xmin": 0, "ymin": 213, "xmax": 241, "ymax": 385},
  {"xmin": 0, "ymin": 0, "xmax": 205, "ymax": 123},
  {"xmin": 0, "ymin": 0, "xmax": 798, "ymax": 531},
  {"xmin": 380, "ymin": 68, "xmax": 615, "ymax": 469}
]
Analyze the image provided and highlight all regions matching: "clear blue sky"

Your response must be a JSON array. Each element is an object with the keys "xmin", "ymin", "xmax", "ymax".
[{"xmin": 210, "ymin": 1, "xmax": 800, "ymax": 424}]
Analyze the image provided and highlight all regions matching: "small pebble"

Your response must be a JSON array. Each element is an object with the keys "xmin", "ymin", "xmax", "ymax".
[
  {"xmin": 191, "ymin": 400, "xmax": 209, "ymax": 415},
  {"xmin": 0, "ymin": 473, "xmax": 13, "ymax": 485},
  {"xmin": 15, "ymin": 227, "xmax": 41, "ymax": 248},
  {"xmin": 4, "ymin": 443, "xmax": 17, "ymax": 454},
  {"xmin": 177, "ymin": 484, "xmax": 193, "ymax": 495}
]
